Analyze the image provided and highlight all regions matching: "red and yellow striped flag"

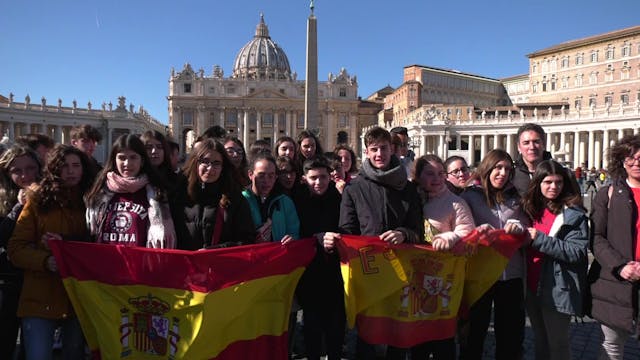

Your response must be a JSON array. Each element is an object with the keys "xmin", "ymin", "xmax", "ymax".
[
  {"xmin": 49, "ymin": 239, "xmax": 316, "ymax": 360},
  {"xmin": 337, "ymin": 230, "xmax": 524, "ymax": 348}
]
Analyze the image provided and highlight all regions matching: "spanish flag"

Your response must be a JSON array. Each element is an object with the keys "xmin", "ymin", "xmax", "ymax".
[
  {"xmin": 49, "ymin": 239, "xmax": 316, "ymax": 360},
  {"xmin": 337, "ymin": 230, "xmax": 524, "ymax": 348}
]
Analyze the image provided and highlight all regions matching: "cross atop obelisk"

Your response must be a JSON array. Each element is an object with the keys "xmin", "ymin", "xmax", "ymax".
[{"xmin": 304, "ymin": 0, "xmax": 319, "ymax": 133}]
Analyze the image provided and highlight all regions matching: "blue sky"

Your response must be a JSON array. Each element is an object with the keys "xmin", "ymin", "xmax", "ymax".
[{"xmin": 2, "ymin": 0, "xmax": 639, "ymax": 125}]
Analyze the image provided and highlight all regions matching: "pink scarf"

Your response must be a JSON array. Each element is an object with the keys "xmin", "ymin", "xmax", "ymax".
[{"xmin": 106, "ymin": 172, "xmax": 149, "ymax": 193}]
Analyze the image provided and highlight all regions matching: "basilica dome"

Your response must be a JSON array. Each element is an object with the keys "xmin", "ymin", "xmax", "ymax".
[{"xmin": 232, "ymin": 15, "xmax": 292, "ymax": 80}]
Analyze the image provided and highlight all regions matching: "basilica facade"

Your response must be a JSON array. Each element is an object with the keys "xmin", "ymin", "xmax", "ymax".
[
  {"xmin": 168, "ymin": 15, "xmax": 360, "ymax": 153},
  {"xmin": 374, "ymin": 25, "xmax": 640, "ymax": 170}
]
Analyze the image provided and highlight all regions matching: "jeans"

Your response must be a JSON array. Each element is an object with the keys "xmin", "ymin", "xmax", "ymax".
[
  {"xmin": 22, "ymin": 317, "xmax": 85, "ymax": 360},
  {"xmin": 599, "ymin": 323, "xmax": 631, "ymax": 360},
  {"xmin": 459, "ymin": 278, "xmax": 525, "ymax": 360},
  {"xmin": 525, "ymin": 293, "xmax": 571, "ymax": 360}
]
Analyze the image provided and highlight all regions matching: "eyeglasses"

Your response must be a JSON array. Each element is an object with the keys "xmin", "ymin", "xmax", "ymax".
[
  {"xmin": 447, "ymin": 166, "xmax": 470, "ymax": 176},
  {"xmin": 624, "ymin": 156, "xmax": 640, "ymax": 166},
  {"xmin": 225, "ymin": 147, "xmax": 244, "ymax": 156},
  {"xmin": 198, "ymin": 158, "xmax": 223, "ymax": 170}
]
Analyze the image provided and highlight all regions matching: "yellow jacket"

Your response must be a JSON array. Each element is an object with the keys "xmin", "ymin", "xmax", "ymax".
[{"xmin": 7, "ymin": 198, "xmax": 88, "ymax": 319}]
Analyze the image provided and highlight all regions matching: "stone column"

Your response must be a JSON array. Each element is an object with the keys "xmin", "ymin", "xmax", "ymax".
[
  {"xmin": 618, "ymin": 129, "xmax": 624, "ymax": 139},
  {"xmin": 420, "ymin": 134, "xmax": 427, "ymax": 158},
  {"xmin": 573, "ymin": 131, "xmax": 580, "ymax": 168},
  {"xmin": 468, "ymin": 134, "xmax": 475, "ymax": 166},
  {"xmin": 602, "ymin": 130, "xmax": 610, "ymax": 168},
  {"xmin": 256, "ymin": 110, "xmax": 262, "ymax": 141},
  {"xmin": 506, "ymin": 134, "xmax": 513, "ymax": 158},
  {"xmin": 493, "ymin": 134, "xmax": 499, "ymax": 150},
  {"xmin": 243, "ymin": 110, "xmax": 250, "ymax": 147},
  {"xmin": 438, "ymin": 134, "xmax": 446, "ymax": 159},
  {"xmin": 285, "ymin": 111, "xmax": 292, "ymax": 136},
  {"xmin": 236, "ymin": 110, "xmax": 243, "ymax": 141},
  {"xmin": 560, "ymin": 132, "xmax": 567, "ymax": 162},
  {"xmin": 594, "ymin": 134, "xmax": 602, "ymax": 170},
  {"xmin": 219, "ymin": 108, "xmax": 226, "ymax": 128},
  {"xmin": 456, "ymin": 134, "xmax": 462, "ymax": 151},
  {"xmin": 196, "ymin": 106, "xmax": 206, "ymax": 135},
  {"xmin": 273, "ymin": 111, "xmax": 280, "ymax": 145},
  {"xmin": 480, "ymin": 135, "xmax": 487, "ymax": 160},
  {"xmin": 588, "ymin": 131, "xmax": 595, "ymax": 169}
]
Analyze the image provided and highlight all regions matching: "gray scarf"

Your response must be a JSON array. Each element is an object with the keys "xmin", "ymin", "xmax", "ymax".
[{"xmin": 361, "ymin": 155, "xmax": 407, "ymax": 191}]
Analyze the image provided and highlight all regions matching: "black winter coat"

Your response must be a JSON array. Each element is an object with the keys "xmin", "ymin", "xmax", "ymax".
[
  {"xmin": 339, "ymin": 173, "xmax": 423, "ymax": 243},
  {"xmin": 293, "ymin": 184, "xmax": 343, "ymax": 309},
  {"xmin": 590, "ymin": 179, "xmax": 638, "ymax": 333},
  {"xmin": 173, "ymin": 181, "xmax": 256, "ymax": 250}
]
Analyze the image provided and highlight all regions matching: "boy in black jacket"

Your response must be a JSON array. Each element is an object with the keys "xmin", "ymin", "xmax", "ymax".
[{"xmin": 293, "ymin": 157, "xmax": 345, "ymax": 360}]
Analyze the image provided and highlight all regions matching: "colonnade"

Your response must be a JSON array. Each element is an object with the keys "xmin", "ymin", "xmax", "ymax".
[{"xmin": 412, "ymin": 126, "xmax": 640, "ymax": 169}]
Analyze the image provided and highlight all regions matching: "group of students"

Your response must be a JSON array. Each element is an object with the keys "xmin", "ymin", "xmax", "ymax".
[{"xmin": 0, "ymin": 121, "xmax": 637, "ymax": 360}]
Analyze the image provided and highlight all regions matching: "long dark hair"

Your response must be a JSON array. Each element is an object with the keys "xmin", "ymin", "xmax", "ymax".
[
  {"xmin": 86, "ymin": 134, "xmax": 167, "ymax": 202},
  {"xmin": 474, "ymin": 149, "xmax": 515, "ymax": 207},
  {"xmin": 522, "ymin": 160, "xmax": 583, "ymax": 221},
  {"xmin": 296, "ymin": 130, "xmax": 324, "ymax": 161},
  {"xmin": 183, "ymin": 139, "xmax": 239, "ymax": 205},
  {"xmin": 139, "ymin": 130, "xmax": 173, "ymax": 178},
  {"xmin": 333, "ymin": 144, "xmax": 358, "ymax": 174},
  {"xmin": 30, "ymin": 144, "xmax": 95, "ymax": 213},
  {"xmin": 0, "ymin": 145, "xmax": 42, "ymax": 216},
  {"xmin": 608, "ymin": 134, "xmax": 640, "ymax": 181},
  {"xmin": 222, "ymin": 135, "xmax": 249, "ymax": 187}
]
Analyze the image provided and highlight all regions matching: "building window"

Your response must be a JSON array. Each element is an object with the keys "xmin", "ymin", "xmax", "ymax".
[
  {"xmin": 532, "ymin": 83, "xmax": 538, "ymax": 93},
  {"xmin": 590, "ymin": 51, "xmax": 598, "ymax": 63},
  {"xmin": 183, "ymin": 83, "xmax": 192, "ymax": 93},
  {"xmin": 550, "ymin": 58, "xmax": 557, "ymax": 72},
  {"xmin": 589, "ymin": 72, "xmax": 598, "ymax": 85},
  {"xmin": 620, "ymin": 94, "xmax": 629, "ymax": 105},
  {"xmin": 606, "ymin": 46, "xmax": 615, "ymax": 60},
  {"xmin": 532, "ymin": 63, "xmax": 537, "ymax": 73},
  {"xmin": 249, "ymin": 88, "xmax": 255, "ymax": 94},
  {"xmin": 542, "ymin": 60, "xmax": 548, "ymax": 73},
  {"xmin": 575, "ymin": 74, "xmax": 583, "ymax": 87},
  {"xmin": 339, "ymin": 87, "xmax": 347, "ymax": 97},
  {"xmin": 227, "ymin": 87, "xmax": 235, "ymax": 94},
  {"xmin": 225, "ymin": 111, "xmax": 237, "ymax": 127},
  {"xmin": 561, "ymin": 77, "xmax": 569, "ymax": 89},
  {"xmin": 575, "ymin": 53, "xmax": 584, "ymax": 65},
  {"xmin": 551, "ymin": 79, "xmax": 556, "ymax": 91},
  {"xmin": 621, "ymin": 69, "xmax": 630, "ymax": 80},
  {"xmin": 297, "ymin": 114, "xmax": 305, "ymax": 129},
  {"xmin": 589, "ymin": 98, "xmax": 596, "ymax": 107},
  {"xmin": 561, "ymin": 56, "xmax": 569, "ymax": 68},
  {"xmin": 621, "ymin": 94, "xmax": 629, "ymax": 105},
  {"xmin": 575, "ymin": 99, "xmax": 582, "ymax": 109},
  {"xmin": 279, "ymin": 89, "xmax": 285, "ymax": 95},
  {"xmin": 182, "ymin": 110, "xmax": 193, "ymax": 126},
  {"xmin": 605, "ymin": 95, "xmax": 613, "ymax": 106},
  {"xmin": 208, "ymin": 87, "xmax": 216, "ymax": 94},
  {"xmin": 542, "ymin": 82, "xmax": 547, "ymax": 92},
  {"xmin": 338, "ymin": 114, "xmax": 348, "ymax": 128},
  {"xmin": 263, "ymin": 113, "xmax": 273, "ymax": 127},
  {"xmin": 622, "ymin": 43, "xmax": 631, "ymax": 57}
]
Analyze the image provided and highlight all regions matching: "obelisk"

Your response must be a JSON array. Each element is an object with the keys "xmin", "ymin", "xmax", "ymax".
[{"xmin": 304, "ymin": 0, "xmax": 319, "ymax": 132}]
